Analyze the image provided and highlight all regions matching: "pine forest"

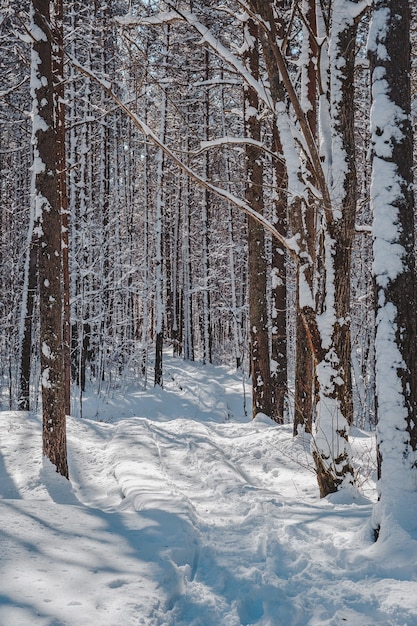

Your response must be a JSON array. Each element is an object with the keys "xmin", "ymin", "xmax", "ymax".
[{"xmin": 1, "ymin": 3, "xmax": 417, "ymax": 619}]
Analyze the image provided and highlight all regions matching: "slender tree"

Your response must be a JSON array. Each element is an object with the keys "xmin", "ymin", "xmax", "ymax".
[
  {"xmin": 244, "ymin": 16, "xmax": 272, "ymax": 418},
  {"xmin": 292, "ymin": 0, "xmax": 317, "ymax": 435},
  {"xmin": 52, "ymin": 0, "xmax": 71, "ymax": 414}
]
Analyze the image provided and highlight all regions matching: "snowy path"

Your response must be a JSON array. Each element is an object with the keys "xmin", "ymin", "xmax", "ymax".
[{"xmin": 1, "ymin": 359, "xmax": 417, "ymax": 625}]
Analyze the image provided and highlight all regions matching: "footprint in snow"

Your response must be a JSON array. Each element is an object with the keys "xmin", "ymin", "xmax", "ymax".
[{"xmin": 108, "ymin": 578, "xmax": 128, "ymax": 589}]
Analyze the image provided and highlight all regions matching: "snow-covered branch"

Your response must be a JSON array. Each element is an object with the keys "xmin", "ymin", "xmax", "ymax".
[
  {"xmin": 67, "ymin": 53, "xmax": 299, "ymax": 262},
  {"xmin": 191, "ymin": 136, "xmax": 282, "ymax": 163}
]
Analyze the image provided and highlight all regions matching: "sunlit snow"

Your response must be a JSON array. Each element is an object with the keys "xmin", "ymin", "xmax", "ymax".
[{"xmin": 0, "ymin": 355, "xmax": 416, "ymax": 625}]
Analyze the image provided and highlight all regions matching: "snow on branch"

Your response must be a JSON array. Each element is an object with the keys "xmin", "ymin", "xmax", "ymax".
[
  {"xmin": 116, "ymin": 8, "xmax": 273, "ymax": 111},
  {"xmin": 115, "ymin": 11, "xmax": 181, "ymax": 27},
  {"xmin": 0, "ymin": 75, "xmax": 29, "ymax": 98},
  {"xmin": 191, "ymin": 136, "xmax": 282, "ymax": 162},
  {"xmin": 116, "ymin": 3, "xmax": 328, "ymax": 219},
  {"xmin": 66, "ymin": 53, "xmax": 299, "ymax": 262}
]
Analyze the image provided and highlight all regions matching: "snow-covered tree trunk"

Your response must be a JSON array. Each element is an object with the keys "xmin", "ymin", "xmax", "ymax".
[
  {"xmin": 292, "ymin": 0, "xmax": 318, "ymax": 435},
  {"xmin": 368, "ymin": 0, "xmax": 417, "ymax": 537},
  {"xmin": 258, "ymin": 4, "xmax": 289, "ymax": 424},
  {"xmin": 201, "ymin": 49, "xmax": 212, "ymax": 365},
  {"xmin": 141, "ymin": 111, "xmax": 150, "ymax": 384},
  {"xmin": 310, "ymin": 0, "xmax": 360, "ymax": 496},
  {"xmin": 270, "ymin": 123, "xmax": 287, "ymax": 424},
  {"xmin": 171, "ymin": 191, "xmax": 182, "ymax": 359},
  {"xmin": 220, "ymin": 76, "xmax": 244, "ymax": 370},
  {"xmin": 154, "ymin": 27, "xmax": 169, "ymax": 386},
  {"xmin": 251, "ymin": 0, "xmax": 356, "ymax": 492},
  {"xmin": 182, "ymin": 171, "xmax": 194, "ymax": 362},
  {"xmin": 31, "ymin": 0, "xmax": 68, "ymax": 477},
  {"xmin": 52, "ymin": 0, "xmax": 70, "ymax": 414},
  {"xmin": 19, "ymin": 214, "xmax": 37, "ymax": 411},
  {"xmin": 244, "ymin": 16, "xmax": 272, "ymax": 419}
]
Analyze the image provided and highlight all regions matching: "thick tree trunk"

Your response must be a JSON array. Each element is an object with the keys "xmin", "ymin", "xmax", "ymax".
[
  {"xmin": 244, "ymin": 17, "xmax": 272, "ymax": 418},
  {"xmin": 311, "ymin": 1, "xmax": 358, "ymax": 496},
  {"xmin": 31, "ymin": 0, "xmax": 68, "ymax": 478},
  {"xmin": 369, "ymin": 0, "xmax": 417, "ymax": 534}
]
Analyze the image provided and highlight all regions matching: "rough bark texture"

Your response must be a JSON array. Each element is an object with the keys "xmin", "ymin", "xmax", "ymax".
[
  {"xmin": 312, "ymin": 4, "xmax": 358, "ymax": 496},
  {"xmin": 292, "ymin": 0, "xmax": 318, "ymax": 435},
  {"xmin": 32, "ymin": 0, "xmax": 68, "ymax": 478},
  {"xmin": 257, "ymin": 0, "xmax": 315, "ymax": 431},
  {"xmin": 52, "ymin": 0, "xmax": 71, "ymax": 414},
  {"xmin": 244, "ymin": 17, "xmax": 272, "ymax": 418},
  {"xmin": 257, "ymin": 5, "xmax": 289, "ymax": 422},
  {"xmin": 326, "ymin": 13, "xmax": 358, "ymax": 428},
  {"xmin": 369, "ymin": 0, "xmax": 417, "ymax": 487},
  {"xmin": 270, "ymin": 124, "xmax": 287, "ymax": 423}
]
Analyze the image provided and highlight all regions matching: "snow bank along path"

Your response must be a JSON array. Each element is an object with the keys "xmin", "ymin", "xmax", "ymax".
[{"xmin": 1, "ymin": 359, "xmax": 416, "ymax": 625}]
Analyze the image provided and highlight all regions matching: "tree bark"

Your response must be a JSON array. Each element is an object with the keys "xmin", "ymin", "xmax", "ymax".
[
  {"xmin": 270, "ymin": 123, "xmax": 288, "ymax": 424},
  {"xmin": 19, "ymin": 239, "xmax": 37, "ymax": 411},
  {"xmin": 52, "ymin": 0, "xmax": 71, "ymax": 414},
  {"xmin": 31, "ymin": 0, "xmax": 68, "ymax": 478},
  {"xmin": 244, "ymin": 17, "xmax": 272, "ymax": 418},
  {"xmin": 369, "ymin": 0, "xmax": 417, "ymax": 533},
  {"xmin": 293, "ymin": 0, "xmax": 318, "ymax": 435}
]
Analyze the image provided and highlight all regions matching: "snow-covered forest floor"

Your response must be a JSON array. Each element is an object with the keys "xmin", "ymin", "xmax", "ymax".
[{"xmin": 1, "ymin": 355, "xmax": 417, "ymax": 626}]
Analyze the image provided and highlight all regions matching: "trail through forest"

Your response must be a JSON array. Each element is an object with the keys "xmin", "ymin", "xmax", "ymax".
[{"xmin": 0, "ymin": 356, "xmax": 416, "ymax": 625}]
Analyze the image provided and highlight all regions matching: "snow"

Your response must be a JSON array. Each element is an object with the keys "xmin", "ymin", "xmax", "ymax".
[
  {"xmin": 369, "ymin": 0, "xmax": 417, "ymax": 545},
  {"xmin": 367, "ymin": 6, "xmax": 390, "ymax": 62},
  {"xmin": 1, "ymin": 355, "xmax": 416, "ymax": 625},
  {"xmin": 41, "ymin": 367, "xmax": 51, "ymax": 389}
]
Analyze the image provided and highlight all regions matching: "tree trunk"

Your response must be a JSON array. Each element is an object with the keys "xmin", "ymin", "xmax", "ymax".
[
  {"xmin": 201, "ymin": 49, "xmax": 212, "ymax": 365},
  {"xmin": 244, "ymin": 17, "xmax": 272, "ymax": 418},
  {"xmin": 293, "ymin": 0, "xmax": 318, "ymax": 435},
  {"xmin": 31, "ymin": 0, "xmax": 68, "ymax": 478},
  {"xmin": 310, "ymin": 0, "xmax": 359, "ymax": 496},
  {"xmin": 369, "ymin": 0, "xmax": 417, "ymax": 535},
  {"xmin": 270, "ymin": 124, "xmax": 287, "ymax": 423},
  {"xmin": 19, "ymin": 238, "xmax": 37, "ymax": 411},
  {"xmin": 52, "ymin": 0, "xmax": 71, "ymax": 414},
  {"xmin": 154, "ymin": 26, "xmax": 169, "ymax": 387}
]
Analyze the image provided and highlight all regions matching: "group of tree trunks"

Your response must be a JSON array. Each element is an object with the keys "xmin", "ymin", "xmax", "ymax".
[{"xmin": 0, "ymin": 0, "xmax": 415, "ymax": 533}]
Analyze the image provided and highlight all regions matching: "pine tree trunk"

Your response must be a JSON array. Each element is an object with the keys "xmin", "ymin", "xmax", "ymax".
[
  {"xmin": 52, "ymin": 0, "xmax": 70, "ymax": 415},
  {"xmin": 182, "ymin": 177, "xmax": 194, "ymax": 362},
  {"xmin": 31, "ymin": 0, "xmax": 68, "ymax": 477},
  {"xmin": 311, "ymin": 1, "xmax": 358, "ymax": 495},
  {"xmin": 369, "ymin": 0, "xmax": 417, "ymax": 531},
  {"xmin": 19, "ymin": 240, "xmax": 37, "ymax": 411},
  {"xmin": 244, "ymin": 17, "xmax": 272, "ymax": 418},
  {"xmin": 293, "ymin": 0, "xmax": 317, "ymax": 435},
  {"xmin": 270, "ymin": 125, "xmax": 287, "ymax": 423},
  {"xmin": 154, "ymin": 26, "xmax": 169, "ymax": 387},
  {"xmin": 201, "ymin": 50, "xmax": 212, "ymax": 365}
]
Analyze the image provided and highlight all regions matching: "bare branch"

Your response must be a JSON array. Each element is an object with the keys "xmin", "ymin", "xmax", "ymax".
[{"xmin": 66, "ymin": 53, "xmax": 300, "ymax": 263}]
